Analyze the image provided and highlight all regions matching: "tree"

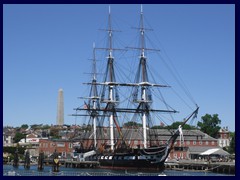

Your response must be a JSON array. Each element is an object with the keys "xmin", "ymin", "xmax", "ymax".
[
  {"xmin": 42, "ymin": 124, "xmax": 50, "ymax": 130},
  {"xmin": 123, "ymin": 121, "xmax": 142, "ymax": 127},
  {"xmin": 3, "ymin": 146, "xmax": 26, "ymax": 155},
  {"xmin": 197, "ymin": 114, "xmax": 221, "ymax": 138},
  {"xmin": 228, "ymin": 132, "xmax": 235, "ymax": 154},
  {"xmin": 14, "ymin": 132, "xmax": 26, "ymax": 143},
  {"xmin": 167, "ymin": 121, "xmax": 197, "ymax": 130},
  {"xmin": 151, "ymin": 121, "xmax": 196, "ymax": 130},
  {"xmin": 30, "ymin": 124, "xmax": 43, "ymax": 130},
  {"xmin": 21, "ymin": 124, "xmax": 28, "ymax": 129},
  {"xmin": 50, "ymin": 127, "xmax": 60, "ymax": 139}
]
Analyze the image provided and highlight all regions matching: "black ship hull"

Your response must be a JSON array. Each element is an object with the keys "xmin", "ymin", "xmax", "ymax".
[
  {"xmin": 85, "ymin": 145, "xmax": 171, "ymax": 171},
  {"xmin": 99, "ymin": 159, "xmax": 165, "ymax": 171}
]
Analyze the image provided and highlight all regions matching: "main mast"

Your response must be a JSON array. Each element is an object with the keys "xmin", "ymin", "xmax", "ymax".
[
  {"xmin": 139, "ymin": 6, "xmax": 148, "ymax": 149},
  {"xmin": 108, "ymin": 6, "xmax": 115, "ymax": 152},
  {"xmin": 101, "ymin": 6, "xmax": 119, "ymax": 151},
  {"xmin": 132, "ymin": 5, "xmax": 164, "ymax": 149}
]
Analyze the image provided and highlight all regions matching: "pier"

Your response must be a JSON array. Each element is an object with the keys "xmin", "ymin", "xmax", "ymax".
[{"xmin": 165, "ymin": 160, "xmax": 235, "ymax": 174}]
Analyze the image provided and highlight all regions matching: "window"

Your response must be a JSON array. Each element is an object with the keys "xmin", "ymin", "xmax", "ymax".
[
  {"xmin": 199, "ymin": 141, "xmax": 202, "ymax": 145},
  {"xmin": 212, "ymin": 141, "xmax": 215, "ymax": 145},
  {"xmin": 186, "ymin": 141, "xmax": 190, "ymax": 145},
  {"xmin": 193, "ymin": 141, "xmax": 196, "ymax": 145},
  {"xmin": 205, "ymin": 141, "xmax": 209, "ymax": 145},
  {"xmin": 69, "ymin": 143, "xmax": 72, "ymax": 148},
  {"xmin": 57, "ymin": 142, "xmax": 65, "ymax": 147}
]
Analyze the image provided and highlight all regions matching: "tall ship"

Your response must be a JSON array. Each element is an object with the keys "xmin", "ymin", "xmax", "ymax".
[{"xmin": 71, "ymin": 5, "xmax": 199, "ymax": 171}]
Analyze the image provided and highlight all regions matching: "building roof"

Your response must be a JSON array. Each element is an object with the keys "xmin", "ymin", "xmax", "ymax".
[
  {"xmin": 188, "ymin": 146, "xmax": 213, "ymax": 154},
  {"xmin": 73, "ymin": 128, "xmax": 217, "ymax": 142},
  {"xmin": 200, "ymin": 148, "xmax": 229, "ymax": 156}
]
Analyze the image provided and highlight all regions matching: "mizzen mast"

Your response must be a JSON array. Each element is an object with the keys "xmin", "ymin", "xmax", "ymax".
[{"xmin": 72, "ymin": 43, "xmax": 100, "ymax": 149}]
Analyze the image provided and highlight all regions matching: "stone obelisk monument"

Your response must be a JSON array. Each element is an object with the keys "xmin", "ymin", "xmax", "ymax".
[{"xmin": 56, "ymin": 88, "xmax": 64, "ymax": 126}]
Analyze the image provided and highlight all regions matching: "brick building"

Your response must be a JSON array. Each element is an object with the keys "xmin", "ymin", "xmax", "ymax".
[
  {"xmin": 72, "ymin": 128, "xmax": 219, "ymax": 160},
  {"xmin": 168, "ymin": 129, "xmax": 218, "ymax": 159},
  {"xmin": 38, "ymin": 139, "xmax": 74, "ymax": 158}
]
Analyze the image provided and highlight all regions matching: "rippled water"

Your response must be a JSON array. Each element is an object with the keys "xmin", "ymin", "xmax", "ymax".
[{"xmin": 3, "ymin": 165, "xmax": 233, "ymax": 176}]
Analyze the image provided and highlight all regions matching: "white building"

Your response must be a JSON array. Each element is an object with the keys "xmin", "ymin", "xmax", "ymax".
[{"xmin": 218, "ymin": 127, "xmax": 230, "ymax": 148}]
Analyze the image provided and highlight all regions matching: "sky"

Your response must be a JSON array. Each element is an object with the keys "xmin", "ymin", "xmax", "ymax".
[{"xmin": 3, "ymin": 4, "xmax": 235, "ymax": 131}]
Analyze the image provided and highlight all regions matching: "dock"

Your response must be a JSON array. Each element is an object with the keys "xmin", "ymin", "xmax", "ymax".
[
  {"xmin": 45, "ymin": 158, "xmax": 234, "ymax": 174},
  {"xmin": 165, "ymin": 160, "xmax": 235, "ymax": 174}
]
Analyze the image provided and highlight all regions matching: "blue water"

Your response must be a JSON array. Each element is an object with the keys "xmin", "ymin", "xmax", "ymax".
[{"xmin": 3, "ymin": 165, "xmax": 234, "ymax": 176}]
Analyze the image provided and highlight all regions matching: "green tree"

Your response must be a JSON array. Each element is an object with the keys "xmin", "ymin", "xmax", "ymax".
[
  {"xmin": 228, "ymin": 132, "xmax": 235, "ymax": 154},
  {"xmin": 167, "ymin": 121, "xmax": 197, "ymax": 130},
  {"xmin": 50, "ymin": 127, "xmax": 60, "ymax": 139},
  {"xmin": 123, "ymin": 121, "xmax": 142, "ymax": 127},
  {"xmin": 42, "ymin": 124, "xmax": 50, "ymax": 129},
  {"xmin": 3, "ymin": 146, "xmax": 26, "ymax": 155},
  {"xmin": 21, "ymin": 124, "xmax": 28, "ymax": 129},
  {"xmin": 14, "ymin": 132, "xmax": 25, "ymax": 143},
  {"xmin": 197, "ymin": 114, "xmax": 221, "ymax": 138},
  {"xmin": 30, "ymin": 124, "xmax": 43, "ymax": 130},
  {"xmin": 152, "ymin": 121, "xmax": 196, "ymax": 130}
]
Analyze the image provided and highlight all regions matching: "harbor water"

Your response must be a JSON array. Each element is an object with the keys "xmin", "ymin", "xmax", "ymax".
[{"xmin": 3, "ymin": 165, "xmax": 234, "ymax": 176}]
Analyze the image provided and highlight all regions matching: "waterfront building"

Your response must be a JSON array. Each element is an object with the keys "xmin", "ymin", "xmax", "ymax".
[
  {"xmin": 71, "ymin": 128, "xmax": 219, "ymax": 160},
  {"xmin": 38, "ymin": 139, "xmax": 74, "ymax": 158}
]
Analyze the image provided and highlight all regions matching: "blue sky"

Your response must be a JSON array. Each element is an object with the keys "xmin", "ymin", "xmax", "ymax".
[{"xmin": 3, "ymin": 4, "xmax": 235, "ymax": 131}]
